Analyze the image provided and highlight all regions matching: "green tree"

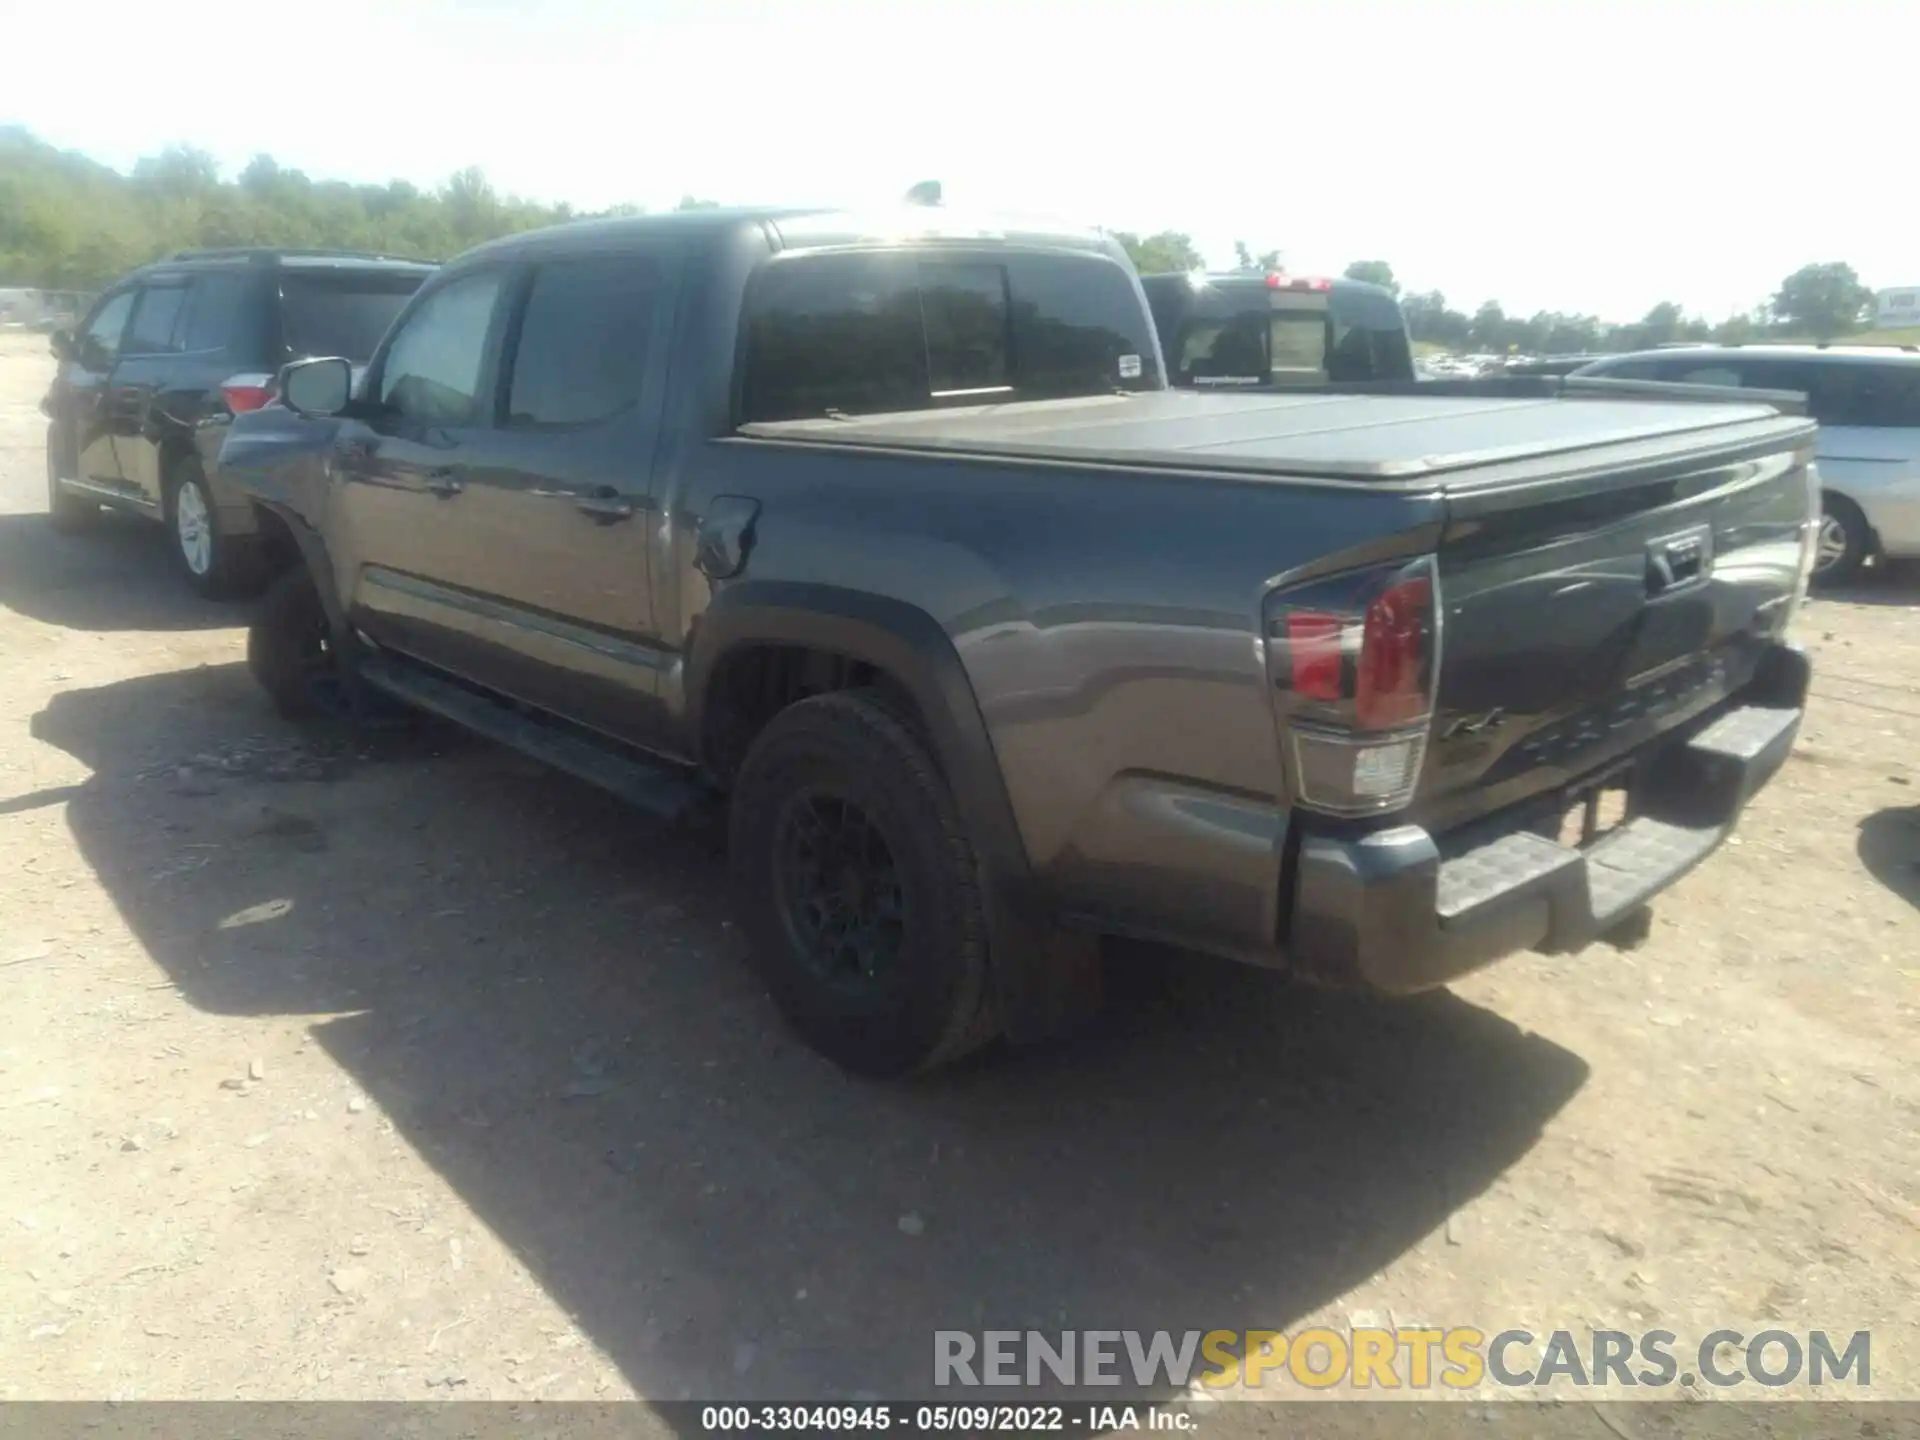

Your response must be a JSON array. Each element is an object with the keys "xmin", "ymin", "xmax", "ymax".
[
  {"xmin": 1231, "ymin": 240, "xmax": 1281, "ymax": 272},
  {"xmin": 1112, "ymin": 231, "xmax": 1204, "ymax": 274},
  {"xmin": 1640, "ymin": 301, "xmax": 1685, "ymax": 347},
  {"xmin": 1344, "ymin": 260, "xmax": 1398, "ymax": 295},
  {"xmin": 1469, "ymin": 300, "xmax": 1507, "ymax": 351},
  {"xmin": 1400, "ymin": 289, "xmax": 1463, "ymax": 348},
  {"xmin": 132, "ymin": 145, "xmax": 221, "ymax": 196},
  {"xmin": 676, "ymin": 195, "xmax": 720, "ymax": 210},
  {"xmin": 0, "ymin": 128, "xmax": 650, "ymax": 289},
  {"xmin": 1771, "ymin": 262, "xmax": 1872, "ymax": 340}
]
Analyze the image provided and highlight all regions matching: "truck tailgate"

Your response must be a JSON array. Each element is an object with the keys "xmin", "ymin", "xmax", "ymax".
[{"xmin": 1414, "ymin": 428, "xmax": 1817, "ymax": 834}]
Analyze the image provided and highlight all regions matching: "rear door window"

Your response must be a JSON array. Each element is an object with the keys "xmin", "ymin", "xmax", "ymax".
[
  {"xmin": 1732, "ymin": 359, "xmax": 1830, "ymax": 418},
  {"xmin": 1669, "ymin": 365, "xmax": 1742, "ymax": 387},
  {"xmin": 505, "ymin": 256, "xmax": 662, "ymax": 427},
  {"xmin": 282, "ymin": 269, "xmax": 431, "ymax": 363},
  {"xmin": 1583, "ymin": 358, "xmax": 1659, "ymax": 381},
  {"xmin": 178, "ymin": 271, "xmax": 255, "ymax": 354},
  {"xmin": 1803, "ymin": 363, "xmax": 1920, "ymax": 428},
  {"xmin": 124, "ymin": 284, "xmax": 188, "ymax": 355},
  {"xmin": 739, "ymin": 250, "xmax": 1157, "ymax": 423},
  {"xmin": 1867, "ymin": 366, "xmax": 1920, "ymax": 427}
]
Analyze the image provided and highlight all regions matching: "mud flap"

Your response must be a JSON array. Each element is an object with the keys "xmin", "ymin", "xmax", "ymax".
[{"xmin": 982, "ymin": 881, "xmax": 1104, "ymax": 1045}]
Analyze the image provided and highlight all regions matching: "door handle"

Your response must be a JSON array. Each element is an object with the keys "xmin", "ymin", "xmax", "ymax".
[
  {"xmin": 575, "ymin": 487, "xmax": 635, "ymax": 524},
  {"xmin": 425, "ymin": 468, "xmax": 464, "ymax": 498}
]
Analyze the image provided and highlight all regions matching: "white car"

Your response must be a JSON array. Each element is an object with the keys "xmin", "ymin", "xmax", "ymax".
[{"xmin": 1574, "ymin": 345, "xmax": 1920, "ymax": 583}]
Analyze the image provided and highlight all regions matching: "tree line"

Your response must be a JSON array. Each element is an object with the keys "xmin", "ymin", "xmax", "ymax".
[
  {"xmin": 0, "ymin": 129, "xmax": 1882, "ymax": 351},
  {"xmin": 1112, "ymin": 232, "xmax": 1881, "ymax": 351},
  {"xmin": 0, "ymin": 129, "xmax": 711, "ymax": 293}
]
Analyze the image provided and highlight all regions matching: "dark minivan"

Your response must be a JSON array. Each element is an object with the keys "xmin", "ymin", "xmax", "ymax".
[
  {"xmin": 42, "ymin": 247, "xmax": 436, "ymax": 595},
  {"xmin": 1140, "ymin": 270, "xmax": 1415, "ymax": 389}
]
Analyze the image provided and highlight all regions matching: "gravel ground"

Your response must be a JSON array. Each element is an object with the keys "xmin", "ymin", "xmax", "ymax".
[{"xmin": 1, "ymin": 332, "xmax": 1916, "ymax": 1411}]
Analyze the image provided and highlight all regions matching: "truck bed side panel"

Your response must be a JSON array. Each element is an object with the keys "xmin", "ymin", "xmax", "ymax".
[{"xmin": 679, "ymin": 440, "xmax": 1446, "ymax": 957}]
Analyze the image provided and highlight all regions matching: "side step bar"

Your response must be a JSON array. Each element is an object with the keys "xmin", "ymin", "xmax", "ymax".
[{"xmin": 357, "ymin": 655, "xmax": 714, "ymax": 823}]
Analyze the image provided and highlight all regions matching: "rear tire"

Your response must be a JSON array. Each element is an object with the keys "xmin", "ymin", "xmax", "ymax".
[
  {"xmin": 46, "ymin": 427, "xmax": 99, "ymax": 533},
  {"xmin": 166, "ymin": 456, "xmax": 267, "ymax": 599},
  {"xmin": 1812, "ymin": 493, "xmax": 1870, "ymax": 586},
  {"xmin": 729, "ymin": 689, "xmax": 1000, "ymax": 1077},
  {"xmin": 248, "ymin": 567, "xmax": 352, "ymax": 722}
]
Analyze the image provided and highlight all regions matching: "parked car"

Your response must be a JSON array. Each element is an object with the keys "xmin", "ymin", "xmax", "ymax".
[
  {"xmin": 220, "ymin": 207, "xmax": 1816, "ymax": 1077},
  {"xmin": 1574, "ymin": 345, "xmax": 1920, "ymax": 583},
  {"xmin": 1140, "ymin": 271, "xmax": 1415, "ymax": 388},
  {"xmin": 40, "ymin": 248, "xmax": 436, "ymax": 596}
]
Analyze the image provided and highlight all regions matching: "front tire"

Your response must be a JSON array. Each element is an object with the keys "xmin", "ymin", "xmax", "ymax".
[
  {"xmin": 248, "ymin": 567, "xmax": 352, "ymax": 722},
  {"xmin": 729, "ymin": 689, "xmax": 999, "ymax": 1077},
  {"xmin": 1812, "ymin": 493, "xmax": 1871, "ymax": 586},
  {"xmin": 46, "ymin": 427, "xmax": 99, "ymax": 533},
  {"xmin": 167, "ymin": 456, "xmax": 266, "ymax": 599}
]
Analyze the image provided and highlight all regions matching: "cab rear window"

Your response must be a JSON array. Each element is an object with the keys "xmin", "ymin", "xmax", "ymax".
[
  {"xmin": 1159, "ymin": 282, "xmax": 1413, "ymax": 387},
  {"xmin": 738, "ymin": 251, "xmax": 1160, "ymax": 423}
]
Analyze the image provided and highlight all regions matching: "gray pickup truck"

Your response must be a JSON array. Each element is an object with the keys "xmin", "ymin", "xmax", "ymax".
[{"xmin": 217, "ymin": 206, "xmax": 1819, "ymax": 1076}]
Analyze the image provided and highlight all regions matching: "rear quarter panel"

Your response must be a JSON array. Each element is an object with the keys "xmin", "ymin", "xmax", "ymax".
[{"xmin": 669, "ymin": 439, "xmax": 1446, "ymax": 956}]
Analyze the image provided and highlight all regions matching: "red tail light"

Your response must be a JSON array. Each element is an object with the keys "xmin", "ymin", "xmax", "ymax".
[
  {"xmin": 1265, "ymin": 557, "xmax": 1440, "ymax": 816},
  {"xmin": 1285, "ymin": 612, "xmax": 1346, "ymax": 700},
  {"xmin": 1356, "ymin": 575, "xmax": 1433, "ymax": 729},
  {"xmin": 1265, "ymin": 273, "xmax": 1334, "ymax": 293},
  {"xmin": 220, "ymin": 373, "xmax": 276, "ymax": 413}
]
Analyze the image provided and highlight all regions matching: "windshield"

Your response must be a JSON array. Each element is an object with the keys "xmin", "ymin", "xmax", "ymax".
[{"xmin": 280, "ymin": 271, "xmax": 430, "ymax": 363}]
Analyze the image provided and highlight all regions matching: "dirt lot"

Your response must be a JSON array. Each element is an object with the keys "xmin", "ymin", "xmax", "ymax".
[{"xmin": 2, "ymin": 329, "xmax": 1918, "ymax": 1409}]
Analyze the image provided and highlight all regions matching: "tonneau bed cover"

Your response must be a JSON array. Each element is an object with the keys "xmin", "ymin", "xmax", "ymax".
[{"xmin": 737, "ymin": 380, "xmax": 1816, "ymax": 484}]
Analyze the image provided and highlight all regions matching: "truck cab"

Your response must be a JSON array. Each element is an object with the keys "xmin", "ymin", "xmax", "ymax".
[{"xmin": 1140, "ymin": 270, "xmax": 1415, "ymax": 389}]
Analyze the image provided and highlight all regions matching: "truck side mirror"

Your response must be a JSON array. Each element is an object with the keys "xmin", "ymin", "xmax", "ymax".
[{"xmin": 49, "ymin": 329, "xmax": 73, "ymax": 362}]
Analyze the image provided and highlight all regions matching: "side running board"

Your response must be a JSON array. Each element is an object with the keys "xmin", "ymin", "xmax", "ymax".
[{"xmin": 357, "ymin": 655, "xmax": 714, "ymax": 823}]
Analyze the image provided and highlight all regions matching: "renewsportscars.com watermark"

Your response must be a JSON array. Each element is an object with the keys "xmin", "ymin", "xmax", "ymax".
[{"xmin": 934, "ymin": 1328, "xmax": 1872, "ymax": 1391}]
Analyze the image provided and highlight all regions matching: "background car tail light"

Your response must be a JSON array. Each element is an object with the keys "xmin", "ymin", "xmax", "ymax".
[
  {"xmin": 1264, "ymin": 272, "xmax": 1334, "ymax": 293},
  {"xmin": 1265, "ymin": 556, "xmax": 1440, "ymax": 816},
  {"xmin": 220, "ymin": 373, "xmax": 276, "ymax": 413}
]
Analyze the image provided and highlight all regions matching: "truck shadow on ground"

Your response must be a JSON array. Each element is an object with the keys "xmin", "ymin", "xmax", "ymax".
[
  {"xmin": 28, "ymin": 663, "xmax": 1590, "ymax": 1402},
  {"xmin": 1858, "ymin": 805, "xmax": 1920, "ymax": 912},
  {"xmin": 1814, "ymin": 557, "xmax": 1920, "ymax": 609},
  {"xmin": 0, "ymin": 510, "xmax": 244, "ymax": 632}
]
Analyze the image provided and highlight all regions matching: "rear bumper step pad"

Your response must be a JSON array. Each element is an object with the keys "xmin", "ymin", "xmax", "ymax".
[{"xmin": 1290, "ymin": 696, "xmax": 1802, "ymax": 993}]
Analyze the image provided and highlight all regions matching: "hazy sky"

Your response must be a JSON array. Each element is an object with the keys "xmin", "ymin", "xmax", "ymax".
[{"xmin": 8, "ymin": 0, "xmax": 1915, "ymax": 321}]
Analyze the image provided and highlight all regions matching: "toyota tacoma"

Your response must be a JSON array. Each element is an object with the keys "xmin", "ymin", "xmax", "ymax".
[{"xmin": 215, "ymin": 206, "xmax": 1820, "ymax": 1075}]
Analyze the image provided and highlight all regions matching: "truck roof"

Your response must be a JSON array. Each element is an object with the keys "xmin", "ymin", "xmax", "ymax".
[
  {"xmin": 462, "ymin": 205, "xmax": 1127, "ymax": 263},
  {"xmin": 739, "ymin": 386, "xmax": 1814, "ymax": 483},
  {"xmin": 1600, "ymin": 343, "xmax": 1920, "ymax": 367}
]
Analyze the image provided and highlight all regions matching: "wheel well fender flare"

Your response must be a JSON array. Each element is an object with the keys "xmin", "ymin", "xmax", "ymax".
[{"xmin": 686, "ymin": 581, "xmax": 1031, "ymax": 885}]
